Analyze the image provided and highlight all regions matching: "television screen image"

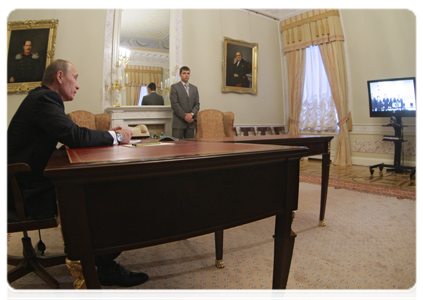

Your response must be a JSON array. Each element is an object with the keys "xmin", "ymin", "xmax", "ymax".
[{"xmin": 367, "ymin": 77, "xmax": 416, "ymax": 119}]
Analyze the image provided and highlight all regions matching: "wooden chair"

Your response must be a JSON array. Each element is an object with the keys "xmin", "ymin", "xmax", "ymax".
[
  {"xmin": 195, "ymin": 109, "xmax": 235, "ymax": 138},
  {"xmin": 8, "ymin": 163, "xmax": 66, "ymax": 288},
  {"xmin": 67, "ymin": 110, "xmax": 111, "ymax": 130},
  {"xmin": 239, "ymin": 127, "xmax": 256, "ymax": 136},
  {"xmin": 273, "ymin": 126, "xmax": 286, "ymax": 135},
  {"xmin": 233, "ymin": 127, "xmax": 238, "ymax": 136},
  {"xmin": 256, "ymin": 127, "xmax": 273, "ymax": 135}
]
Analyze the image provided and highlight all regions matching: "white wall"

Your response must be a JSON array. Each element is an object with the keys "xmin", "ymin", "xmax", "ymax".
[
  {"xmin": 181, "ymin": 9, "xmax": 285, "ymax": 126},
  {"xmin": 341, "ymin": 9, "xmax": 416, "ymax": 126},
  {"xmin": 7, "ymin": 9, "xmax": 108, "ymax": 124},
  {"xmin": 340, "ymin": 9, "xmax": 416, "ymax": 165}
]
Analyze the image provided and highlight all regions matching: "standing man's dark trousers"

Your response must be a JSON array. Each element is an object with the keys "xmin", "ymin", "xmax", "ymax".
[{"xmin": 172, "ymin": 127, "xmax": 195, "ymax": 139}]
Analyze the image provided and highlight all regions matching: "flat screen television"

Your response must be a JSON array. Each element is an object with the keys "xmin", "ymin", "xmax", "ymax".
[{"xmin": 367, "ymin": 77, "xmax": 416, "ymax": 123}]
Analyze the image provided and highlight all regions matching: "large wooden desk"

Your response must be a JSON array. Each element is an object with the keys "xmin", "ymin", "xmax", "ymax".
[
  {"xmin": 45, "ymin": 141, "xmax": 308, "ymax": 289},
  {"xmin": 191, "ymin": 135, "xmax": 334, "ymax": 226}
]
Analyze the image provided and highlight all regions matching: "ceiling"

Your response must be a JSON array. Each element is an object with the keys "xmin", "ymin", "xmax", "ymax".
[
  {"xmin": 120, "ymin": 9, "xmax": 170, "ymax": 51},
  {"xmin": 120, "ymin": 8, "xmax": 310, "ymax": 60}
]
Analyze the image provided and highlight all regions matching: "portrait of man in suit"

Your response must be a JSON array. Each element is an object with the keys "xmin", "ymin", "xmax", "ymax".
[
  {"xmin": 227, "ymin": 50, "xmax": 252, "ymax": 87},
  {"xmin": 222, "ymin": 37, "xmax": 258, "ymax": 94},
  {"xmin": 170, "ymin": 66, "xmax": 200, "ymax": 139},
  {"xmin": 141, "ymin": 82, "xmax": 164, "ymax": 105}
]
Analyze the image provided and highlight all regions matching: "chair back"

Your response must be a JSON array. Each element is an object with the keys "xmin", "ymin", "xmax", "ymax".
[
  {"xmin": 195, "ymin": 109, "xmax": 234, "ymax": 138},
  {"xmin": 67, "ymin": 110, "xmax": 111, "ymax": 130},
  {"xmin": 240, "ymin": 127, "xmax": 256, "ymax": 136},
  {"xmin": 257, "ymin": 127, "xmax": 273, "ymax": 135},
  {"xmin": 8, "ymin": 163, "xmax": 59, "ymax": 233},
  {"xmin": 273, "ymin": 126, "xmax": 286, "ymax": 135}
]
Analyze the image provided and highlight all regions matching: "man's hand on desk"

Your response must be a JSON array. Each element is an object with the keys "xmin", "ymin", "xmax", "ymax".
[{"xmin": 116, "ymin": 129, "xmax": 133, "ymax": 144}]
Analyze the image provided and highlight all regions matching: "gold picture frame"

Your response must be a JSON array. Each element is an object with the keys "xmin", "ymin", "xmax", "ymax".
[
  {"xmin": 7, "ymin": 19, "xmax": 59, "ymax": 93},
  {"xmin": 222, "ymin": 36, "xmax": 258, "ymax": 95}
]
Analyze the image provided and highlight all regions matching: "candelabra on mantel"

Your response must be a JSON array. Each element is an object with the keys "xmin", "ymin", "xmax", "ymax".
[
  {"xmin": 160, "ymin": 66, "xmax": 178, "ymax": 105},
  {"xmin": 105, "ymin": 47, "xmax": 131, "ymax": 107}
]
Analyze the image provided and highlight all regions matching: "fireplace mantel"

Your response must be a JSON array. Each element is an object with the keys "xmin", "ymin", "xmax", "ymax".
[{"xmin": 105, "ymin": 106, "xmax": 173, "ymax": 134}]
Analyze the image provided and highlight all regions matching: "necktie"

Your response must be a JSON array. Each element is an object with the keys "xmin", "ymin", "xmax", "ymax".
[{"xmin": 184, "ymin": 84, "xmax": 189, "ymax": 96}]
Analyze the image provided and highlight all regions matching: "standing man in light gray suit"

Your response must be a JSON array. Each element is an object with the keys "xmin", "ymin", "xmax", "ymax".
[
  {"xmin": 141, "ymin": 82, "xmax": 164, "ymax": 105},
  {"xmin": 170, "ymin": 66, "xmax": 200, "ymax": 139}
]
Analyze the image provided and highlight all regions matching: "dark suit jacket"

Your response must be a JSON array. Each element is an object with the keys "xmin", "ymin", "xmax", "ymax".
[
  {"xmin": 8, "ymin": 85, "xmax": 113, "ymax": 219},
  {"xmin": 228, "ymin": 59, "xmax": 251, "ymax": 87},
  {"xmin": 169, "ymin": 81, "xmax": 200, "ymax": 129},
  {"xmin": 142, "ymin": 92, "xmax": 164, "ymax": 105}
]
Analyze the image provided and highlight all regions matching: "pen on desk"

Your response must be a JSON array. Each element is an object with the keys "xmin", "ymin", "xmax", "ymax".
[{"xmin": 132, "ymin": 142, "xmax": 161, "ymax": 146}]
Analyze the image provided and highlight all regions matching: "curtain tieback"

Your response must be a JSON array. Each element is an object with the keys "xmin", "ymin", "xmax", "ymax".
[
  {"xmin": 337, "ymin": 111, "xmax": 351, "ymax": 126},
  {"xmin": 289, "ymin": 118, "xmax": 300, "ymax": 125}
]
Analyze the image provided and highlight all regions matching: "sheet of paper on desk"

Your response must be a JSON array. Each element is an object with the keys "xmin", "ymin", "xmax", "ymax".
[
  {"xmin": 123, "ymin": 142, "xmax": 176, "ymax": 147},
  {"xmin": 130, "ymin": 140, "xmax": 142, "ymax": 144}
]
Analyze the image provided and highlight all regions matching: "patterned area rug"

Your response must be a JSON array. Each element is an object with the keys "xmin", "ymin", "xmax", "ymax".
[
  {"xmin": 300, "ymin": 174, "xmax": 416, "ymax": 200},
  {"xmin": 6, "ymin": 182, "xmax": 416, "ymax": 294}
]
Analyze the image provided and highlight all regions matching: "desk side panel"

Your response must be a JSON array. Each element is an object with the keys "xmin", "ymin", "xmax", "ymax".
[{"xmin": 83, "ymin": 160, "xmax": 289, "ymax": 253}]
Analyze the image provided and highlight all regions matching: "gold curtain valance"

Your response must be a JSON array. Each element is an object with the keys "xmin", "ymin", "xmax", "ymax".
[
  {"xmin": 280, "ymin": 9, "xmax": 344, "ymax": 53},
  {"xmin": 125, "ymin": 65, "xmax": 163, "ymax": 87}
]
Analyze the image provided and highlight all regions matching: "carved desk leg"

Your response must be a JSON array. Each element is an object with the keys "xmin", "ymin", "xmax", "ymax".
[
  {"xmin": 272, "ymin": 211, "xmax": 297, "ymax": 289},
  {"xmin": 319, "ymin": 152, "xmax": 331, "ymax": 227},
  {"xmin": 214, "ymin": 230, "xmax": 226, "ymax": 269},
  {"xmin": 66, "ymin": 258, "xmax": 87, "ymax": 289}
]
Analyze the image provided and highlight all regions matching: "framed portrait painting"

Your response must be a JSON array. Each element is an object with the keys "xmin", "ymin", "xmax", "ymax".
[
  {"xmin": 7, "ymin": 19, "xmax": 58, "ymax": 93},
  {"xmin": 222, "ymin": 37, "xmax": 258, "ymax": 95}
]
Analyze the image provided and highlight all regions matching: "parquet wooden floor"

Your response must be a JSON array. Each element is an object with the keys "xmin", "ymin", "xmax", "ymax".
[{"xmin": 300, "ymin": 158, "xmax": 416, "ymax": 192}]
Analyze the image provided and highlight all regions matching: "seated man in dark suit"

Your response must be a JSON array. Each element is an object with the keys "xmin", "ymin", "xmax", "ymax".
[
  {"xmin": 141, "ymin": 82, "xmax": 164, "ymax": 105},
  {"xmin": 7, "ymin": 59, "xmax": 149, "ymax": 288}
]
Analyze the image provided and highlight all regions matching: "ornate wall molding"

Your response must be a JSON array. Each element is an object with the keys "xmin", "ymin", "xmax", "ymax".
[
  {"xmin": 102, "ymin": 9, "xmax": 115, "ymax": 109},
  {"xmin": 103, "ymin": 9, "xmax": 180, "ymax": 109},
  {"xmin": 174, "ymin": 9, "xmax": 182, "ymax": 69},
  {"xmin": 129, "ymin": 49, "xmax": 169, "ymax": 68}
]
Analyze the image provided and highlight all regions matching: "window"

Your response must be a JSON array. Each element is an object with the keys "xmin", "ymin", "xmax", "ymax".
[
  {"xmin": 137, "ymin": 86, "xmax": 148, "ymax": 106},
  {"xmin": 299, "ymin": 46, "xmax": 338, "ymax": 132}
]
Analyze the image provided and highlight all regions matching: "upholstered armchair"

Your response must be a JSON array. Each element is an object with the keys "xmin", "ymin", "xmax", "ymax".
[
  {"xmin": 67, "ymin": 110, "xmax": 111, "ymax": 130},
  {"xmin": 195, "ymin": 109, "xmax": 235, "ymax": 138}
]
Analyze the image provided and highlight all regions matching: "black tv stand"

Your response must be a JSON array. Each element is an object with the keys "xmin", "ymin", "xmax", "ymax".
[{"xmin": 369, "ymin": 117, "xmax": 415, "ymax": 179}]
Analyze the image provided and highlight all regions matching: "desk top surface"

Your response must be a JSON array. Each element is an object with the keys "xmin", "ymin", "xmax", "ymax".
[
  {"xmin": 190, "ymin": 135, "xmax": 334, "ymax": 143},
  {"xmin": 48, "ymin": 140, "xmax": 307, "ymax": 167}
]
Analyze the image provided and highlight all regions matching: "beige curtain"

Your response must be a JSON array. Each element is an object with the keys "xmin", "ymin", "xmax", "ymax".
[
  {"xmin": 281, "ymin": 9, "xmax": 351, "ymax": 166},
  {"xmin": 285, "ymin": 50, "xmax": 306, "ymax": 135},
  {"xmin": 319, "ymin": 41, "xmax": 351, "ymax": 166},
  {"xmin": 125, "ymin": 65, "xmax": 163, "ymax": 105}
]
